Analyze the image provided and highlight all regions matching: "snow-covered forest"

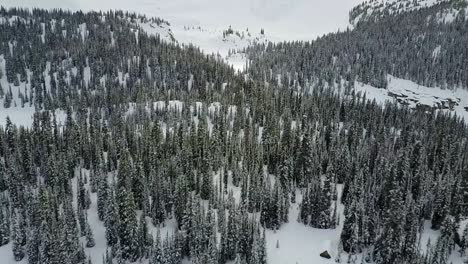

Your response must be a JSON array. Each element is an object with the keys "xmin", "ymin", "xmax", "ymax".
[{"xmin": 0, "ymin": 1, "xmax": 468, "ymax": 264}]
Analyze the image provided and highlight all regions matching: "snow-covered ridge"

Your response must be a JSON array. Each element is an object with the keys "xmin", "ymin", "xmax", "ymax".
[
  {"xmin": 349, "ymin": 0, "xmax": 463, "ymax": 24},
  {"xmin": 2, "ymin": 0, "xmax": 364, "ymax": 70}
]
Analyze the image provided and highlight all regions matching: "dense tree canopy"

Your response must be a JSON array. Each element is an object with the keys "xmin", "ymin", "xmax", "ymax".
[{"xmin": 0, "ymin": 3, "xmax": 468, "ymax": 264}]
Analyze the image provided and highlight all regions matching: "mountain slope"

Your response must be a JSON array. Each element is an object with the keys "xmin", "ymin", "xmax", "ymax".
[
  {"xmin": 0, "ymin": 4, "xmax": 467, "ymax": 264},
  {"xmin": 349, "ymin": 0, "xmax": 468, "ymax": 24},
  {"xmin": 246, "ymin": 0, "xmax": 468, "ymax": 120},
  {"xmin": 2, "ymin": 0, "xmax": 364, "ymax": 70}
]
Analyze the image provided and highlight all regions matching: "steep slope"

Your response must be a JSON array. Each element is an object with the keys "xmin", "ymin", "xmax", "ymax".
[
  {"xmin": 246, "ymin": 0, "xmax": 468, "ymax": 119},
  {"xmin": 349, "ymin": 0, "xmax": 452, "ymax": 24},
  {"xmin": 0, "ymin": 8, "xmax": 237, "ymax": 126}
]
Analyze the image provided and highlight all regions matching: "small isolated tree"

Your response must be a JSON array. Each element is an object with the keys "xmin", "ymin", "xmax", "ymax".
[
  {"xmin": 85, "ymin": 222, "xmax": 96, "ymax": 248},
  {"xmin": 3, "ymin": 86, "xmax": 13, "ymax": 108}
]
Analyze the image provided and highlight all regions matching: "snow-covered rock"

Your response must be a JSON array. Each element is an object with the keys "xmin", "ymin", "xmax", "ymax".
[{"xmin": 354, "ymin": 75, "xmax": 468, "ymax": 121}]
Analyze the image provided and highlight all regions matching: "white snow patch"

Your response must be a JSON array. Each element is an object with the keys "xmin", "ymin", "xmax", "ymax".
[
  {"xmin": 266, "ymin": 185, "xmax": 344, "ymax": 264},
  {"xmin": 79, "ymin": 22, "xmax": 87, "ymax": 42},
  {"xmin": 188, "ymin": 74, "xmax": 194, "ymax": 91},
  {"xmin": 40, "ymin": 22, "xmax": 46, "ymax": 43},
  {"xmin": 354, "ymin": 75, "xmax": 468, "ymax": 122},
  {"xmin": 432, "ymin": 45, "xmax": 441, "ymax": 58},
  {"xmin": 0, "ymin": 54, "xmax": 67, "ymax": 128}
]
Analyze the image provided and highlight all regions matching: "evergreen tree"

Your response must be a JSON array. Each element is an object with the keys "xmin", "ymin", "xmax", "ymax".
[
  {"xmin": 11, "ymin": 210, "xmax": 25, "ymax": 261},
  {"xmin": 105, "ymin": 190, "xmax": 119, "ymax": 247},
  {"xmin": 118, "ymin": 188, "xmax": 138, "ymax": 260},
  {"xmin": 85, "ymin": 222, "xmax": 96, "ymax": 248}
]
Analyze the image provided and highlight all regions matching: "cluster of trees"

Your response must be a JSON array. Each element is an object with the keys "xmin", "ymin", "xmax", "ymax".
[
  {"xmin": 246, "ymin": 0, "xmax": 468, "ymax": 91},
  {"xmin": 0, "ymin": 4, "xmax": 468, "ymax": 264},
  {"xmin": 0, "ymin": 7, "xmax": 236, "ymax": 112}
]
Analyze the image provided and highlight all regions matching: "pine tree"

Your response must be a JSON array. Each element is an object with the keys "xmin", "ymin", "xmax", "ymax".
[
  {"xmin": 97, "ymin": 172, "xmax": 109, "ymax": 221},
  {"xmin": 150, "ymin": 230, "xmax": 162, "ymax": 264},
  {"xmin": 137, "ymin": 212, "xmax": 153, "ymax": 258},
  {"xmin": 85, "ymin": 222, "xmax": 96, "ymax": 248},
  {"xmin": 62, "ymin": 198, "xmax": 81, "ymax": 262},
  {"xmin": 78, "ymin": 204, "xmax": 87, "ymax": 236},
  {"xmin": 200, "ymin": 169, "xmax": 212, "ymax": 200},
  {"xmin": 105, "ymin": 190, "xmax": 119, "ymax": 247},
  {"xmin": 12, "ymin": 210, "xmax": 25, "ymax": 261},
  {"xmin": 250, "ymin": 229, "xmax": 267, "ymax": 264},
  {"xmin": 151, "ymin": 169, "xmax": 166, "ymax": 226},
  {"xmin": 133, "ymin": 159, "xmax": 145, "ymax": 210},
  {"xmin": 374, "ymin": 167, "xmax": 405, "ymax": 264},
  {"xmin": 27, "ymin": 226, "xmax": 40, "ymax": 264},
  {"xmin": 297, "ymin": 132, "xmax": 314, "ymax": 187},
  {"xmin": 0, "ymin": 201, "xmax": 9, "ymax": 246},
  {"xmin": 318, "ymin": 165, "xmax": 333, "ymax": 229},
  {"xmin": 0, "ymin": 159, "xmax": 6, "ymax": 192},
  {"xmin": 118, "ymin": 189, "xmax": 138, "ymax": 260},
  {"xmin": 77, "ymin": 171, "xmax": 87, "ymax": 209}
]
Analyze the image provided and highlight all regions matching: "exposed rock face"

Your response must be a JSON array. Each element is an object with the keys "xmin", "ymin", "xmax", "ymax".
[
  {"xmin": 387, "ymin": 91, "xmax": 461, "ymax": 111},
  {"xmin": 320, "ymin": 251, "xmax": 331, "ymax": 259}
]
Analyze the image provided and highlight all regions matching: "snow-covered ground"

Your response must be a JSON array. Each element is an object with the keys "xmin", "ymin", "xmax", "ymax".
[
  {"xmin": 266, "ymin": 185, "xmax": 468, "ymax": 264},
  {"xmin": 1, "ymin": 1, "xmax": 468, "ymax": 264},
  {"xmin": 266, "ymin": 187, "xmax": 344, "ymax": 264},
  {"xmin": 0, "ymin": 55, "xmax": 67, "ymax": 127},
  {"xmin": 355, "ymin": 75, "xmax": 468, "ymax": 122}
]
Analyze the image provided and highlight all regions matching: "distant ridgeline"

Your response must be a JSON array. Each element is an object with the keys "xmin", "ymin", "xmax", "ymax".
[
  {"xmin": 349, "ymin": 0, "xmax": 466, "ymax": 25},
  {"xmin": 246, "ymin": 0, "xmax": 468, "ymax": 91}
]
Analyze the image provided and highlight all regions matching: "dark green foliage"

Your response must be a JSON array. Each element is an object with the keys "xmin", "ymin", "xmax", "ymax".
[
  {"xmin": 0, "ymin": 4, "xmax": 467, "ymax": 264},
  {"xmin": 247, "ymin": 0, "xmax": 468, "ymax": 92}
]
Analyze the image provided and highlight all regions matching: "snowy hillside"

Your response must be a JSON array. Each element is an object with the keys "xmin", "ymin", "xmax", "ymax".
[
  {"xmin": 2, "ymin": 0, "xmax": 364, "ymax": 40},
  {"xmin": 2, "ymin": 0, "xmax": 364, "ymax": 70},
  {"xmin": 350, "ymin": 0, "xmax": 446, "ymax": 24},
  {"xmin": 0, "ymin": 55, "xmax": 66, "ymax": 127},
  {"xmin": 349, "ymin": 0, "xmax": 468, "ymax": 24},
  {"xmin": 136, "ymin": 19, "xmax": 269, "ymax": 71},
  {"xmin": 0, "ymin": 3, "xmax": 468, "ymax": 264}
]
